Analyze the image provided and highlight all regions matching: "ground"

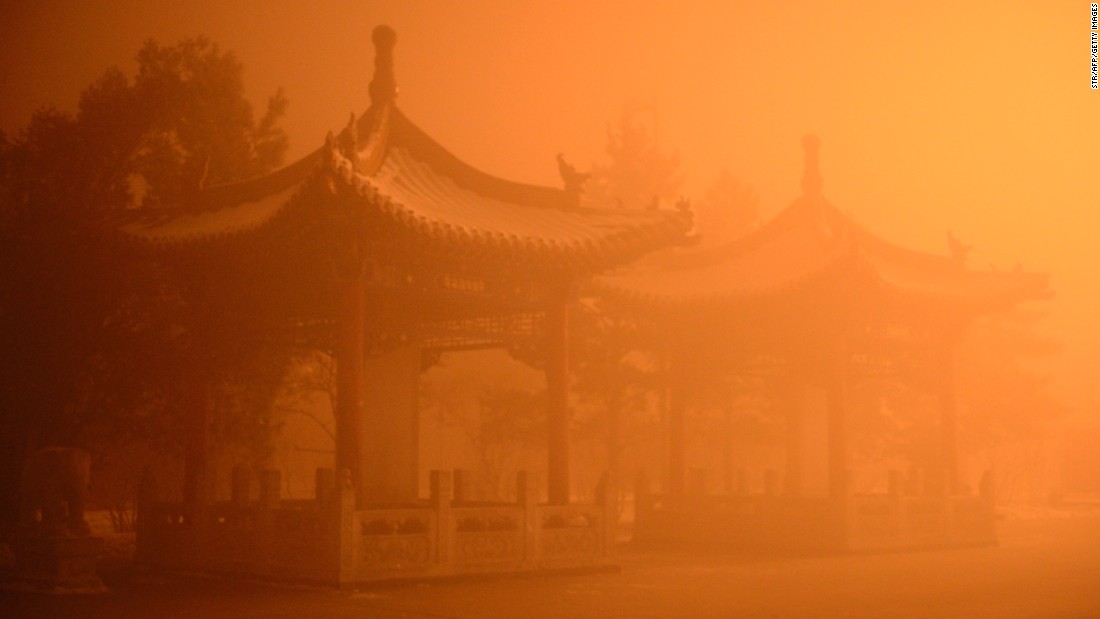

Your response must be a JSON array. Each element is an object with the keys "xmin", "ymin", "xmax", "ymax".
[{"xmin": 2, "ymin": 514, "xmax": 1099, "ymax": 618}]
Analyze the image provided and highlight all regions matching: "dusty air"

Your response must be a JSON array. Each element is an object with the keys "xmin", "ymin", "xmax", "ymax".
[{"xmin": 0, "ymin": 2, "xmax": 1097, "ymax": 617}]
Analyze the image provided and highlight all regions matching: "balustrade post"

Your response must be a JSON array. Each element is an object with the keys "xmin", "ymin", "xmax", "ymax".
[
  {"xmin": 335, "ymin": 469, "xmax": 356, "ymax": 584},
  {"xmin": 431, "ymin": 470, "xmax": 454, "ymax": 566},
  {"xmin": 256, "ymin": 470, "xmax": 281, "ymax": 573},
  {"xmin": 517, "ymin": 471, "xmax": 539, "ymax": 563}
]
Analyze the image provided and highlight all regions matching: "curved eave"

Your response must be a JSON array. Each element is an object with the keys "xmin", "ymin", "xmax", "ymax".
[
  {"xmin": 590, "ymin": 196, "xmax": 844, "ymax": 307},
  {"xmin": 592, "ymin": 195, "xmax": 1050, "ymax": 314},
  {"xmin": 860, "ymin": 251, "xmax": 1053, "ymax": 313},
  {"xmin": 116, "ymin": 148, "xmax": 325, "ymax": 251},
  {"xmin": 595, "ymin": 251, "xmax": 1050, "ymax": 317},
  {"xmin": 329, "ymin": 104, "xmax": 693, "ymax": 273},
  {"xmin": 590, "ymin": 252, "xmax": 846, "ymax": 312}
]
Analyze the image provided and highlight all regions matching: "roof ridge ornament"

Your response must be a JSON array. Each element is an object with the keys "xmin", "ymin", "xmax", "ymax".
[
  {"xmin": 801, "ymin": 133, "xmax": 822, "ymax": 198},
  {"xmin": 339, "ymin": 113, "xmax": 358, "ymax": 161},
  {"xmin": 947, "ymin": 231, "xmax": 972, "ymax": 266},
  {"xmin": 557, "ymin": 153, "xmax": 589, "ymax": 208},
  {"xmin": 369, "ymin": 25, "xmax": 398, "ymax": 106}
]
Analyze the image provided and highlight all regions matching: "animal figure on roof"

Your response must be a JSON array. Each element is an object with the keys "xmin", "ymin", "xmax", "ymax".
[{"xmin": 556, "ymin": 153, "xmax": 590, "ymax": 203}]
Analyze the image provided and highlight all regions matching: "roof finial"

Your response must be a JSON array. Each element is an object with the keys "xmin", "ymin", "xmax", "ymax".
[
  {"xmin": 801, "ymin": 133, "xmax": 822, "ymax": 198},
  {"xmin": 369, "ymin": 25, "xmax": 398, "ymax": 106}
]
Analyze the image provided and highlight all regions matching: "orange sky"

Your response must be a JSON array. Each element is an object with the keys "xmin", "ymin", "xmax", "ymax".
[{"xmin": 2, "ymin": 1, "xmax": 1097, "ymax": 416}]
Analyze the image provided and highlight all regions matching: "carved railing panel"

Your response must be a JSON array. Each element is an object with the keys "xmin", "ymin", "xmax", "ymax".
[
  {"xmin": 137, "ymin": 471, "xmax": 615, "ymax": 583},
  {"xmin": 540, "ymin": 505, "xmax": 601, "ymax": 529},
  {"xmin": 452, "ymin": 506, "xmax": 524, "ymax": 564},
  {"xmin": 355, "ymin": 508, "xmax": 434, "ymax": 569},
  {"xmin": 539, "ymin": 504, "xmax": 605, "ymax": 558}
]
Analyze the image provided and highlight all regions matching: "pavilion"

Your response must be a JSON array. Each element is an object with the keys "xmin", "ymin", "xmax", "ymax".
[
  {"xmin": 124, "ymin": 25, "xmax": 691, "ymax": 583},
  {"xmin": 594, "ymin": 135, "xmax": 1050, "ymax": 553}
]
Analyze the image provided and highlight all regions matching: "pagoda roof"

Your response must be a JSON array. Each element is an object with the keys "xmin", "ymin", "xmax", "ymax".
[
  {"xmin": 119, "ymin": 26, "xmax": 691, "ymax": 274},
  {"xmin": 594, "ymin": 136, "xmax": 1050, "ymax": 314}
]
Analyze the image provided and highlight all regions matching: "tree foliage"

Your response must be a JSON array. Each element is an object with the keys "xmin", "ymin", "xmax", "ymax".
[
  {"xmin": 583, "ymin": 103, "xmax": 683, "ymax": 210},
  {"xmin": 0, "ymin": 37, "xmax": 290, "ymax": 524},
  {"xmin": 693, "ymin": 167, "xmax": 759, "ymax": 246},
  {"xmin": 125, "ymin": 38, "xmax": 288, "ymax": 205}
]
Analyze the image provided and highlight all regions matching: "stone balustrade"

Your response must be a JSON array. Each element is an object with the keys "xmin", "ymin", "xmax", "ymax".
[
  {"xmin": 136, "ymin": 468, "xmax": 614, "ymax": 585},
  {"xmin": 634, "ymin": 468, "xmax": 996, "ymax": 553}
]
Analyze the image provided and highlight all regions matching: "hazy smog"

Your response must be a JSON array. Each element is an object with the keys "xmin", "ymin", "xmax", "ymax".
[{"xmin": 1, "ymin": 1, "xmax": 1098, "ymax": 617}]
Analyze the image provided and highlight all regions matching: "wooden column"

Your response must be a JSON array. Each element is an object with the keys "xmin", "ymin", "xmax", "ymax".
[
  {"xmin": 335, "ymin": 271, "xmax": 365, "ymax": 501},
  {"xmin": 722, "ymin": 385, "xmax": 734, "ymax": 494},
  {"xmin": 606, "ymin": 387, "xmax": 622, "ymax": 512},
  {"xmin": 667, "ymin": 381, "xmax": 687, "ymax": 499},
  {"xmin": 361, "ymin": 344, "xmax": 421, "ymax": 503},
  {"xmin": 657, "ymin": 372, "xmax": 670, "ymax": 498},
  {"xmin": 939, "ymin": 340, "xmax": 960, "ymax": 495},
  {"xmin": 183, "ymin": 369, "xmax": 210, "ymax": 509},
  {"xmin": 546, "ymin": 292, "xmax": 571, "ymax": 505},
  {"xmin": 783, "ymin": 378, "xmax": 804, "ymax": 497},
  {"xmin": 826, "ymin": 344, "xmax": 848, "ymax": 499}
]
